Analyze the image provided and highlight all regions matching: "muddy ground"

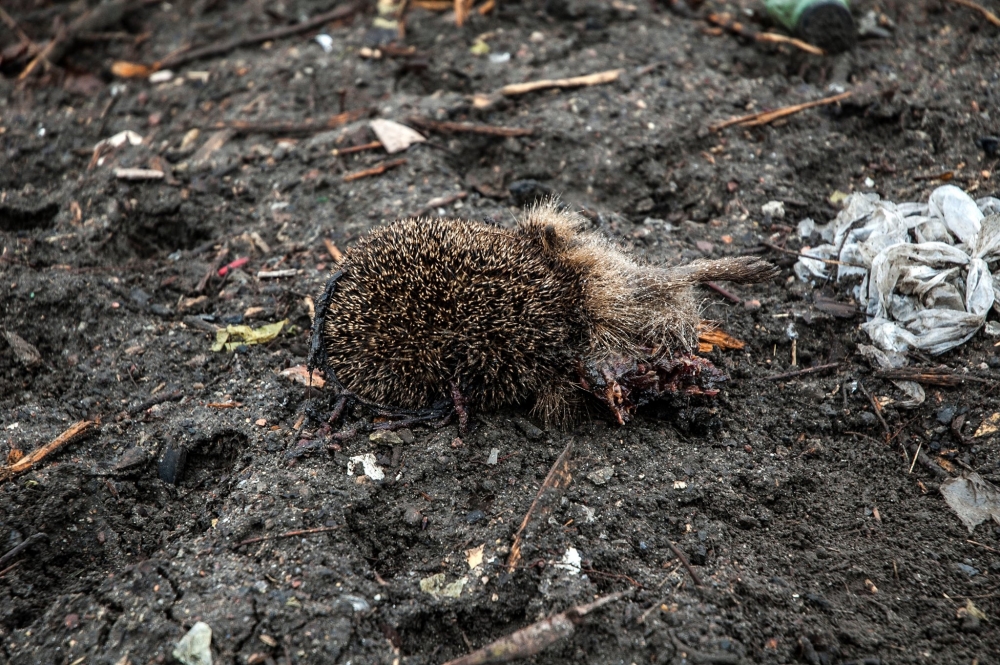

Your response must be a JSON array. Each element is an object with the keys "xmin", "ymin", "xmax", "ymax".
[{"xmin": 2, "ymin": 0, "xmax": 1000, "ymax": 663}]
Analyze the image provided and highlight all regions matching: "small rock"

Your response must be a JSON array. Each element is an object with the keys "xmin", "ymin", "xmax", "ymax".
[
  {"xmin": 158, "ymin": 445, "xmax": 187, "ymax": 485},
  {"xmin": 487, "ymin": 448, "xmax": 500, "ymax": 465},
  {"xmin": 130, "ymin": 287, "xmax": 151, "ymax": 306},
  {"xmin": 954, "ymin": 563, "xmax": 979, "ymax": 577},
  {"xmin": 761, "ymin": 200, "xmax": 785, "ymax": 220},
  {"xmin": 515, "ymin": 418, "xmax": 544, "ymax": 440},
  {"xmin": 587, "ymin": 466, "xmax": 614, "ymax": 486},
  {"xmin": 978, "ymin": 136, "xmax": 1000, "ymax": 158},
  {"xmin": 173, "ymin": 621, "xmax": 212, "ymax": 665},
  {"xmin": 396, "ymin": 428, "xmax": 415, "ymax": 444},
  {"xmin": 370, "ymin": 430, "xmax": 404, "ymax": 445},
  {"xmin": 936, "ymin": 406, "xmax": 956, "ymax": 425},
  {"xmin": 338, "ymin": 594, "xmax": 370, "ymax": 612},
  {"xmin": 403, "ymin": 506, "xmax": 423, "ymax": 526},
  {"xmin": 961, "ymin": 614, "xmax": 982, "ymax": 633},
  {"xmin": 466, "ymin": 509, "xmax": 486, "ymax": 524}
]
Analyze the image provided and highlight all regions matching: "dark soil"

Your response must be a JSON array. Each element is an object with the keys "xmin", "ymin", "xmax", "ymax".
[{"xmin": 2, "ymin": 0, "xmax": 1000, "ymax": 663}]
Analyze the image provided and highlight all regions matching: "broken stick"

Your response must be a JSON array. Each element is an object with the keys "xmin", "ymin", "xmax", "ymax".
[
  {"xmin": 707, "ymin": 12, "xmax": 825, "ymax": 56},
  {"xmin": 18, "ymin": 0, "xmax": 128, "ymax": 81},
  {"xmin": 500, "ymin": 69, "xmax": 623, "ymax": 96},
  {"xmin": 207, "ymin": 109, "xmax": 371, "ymax": 135},
  {"xmin": 710, "ymin": 91, "xmax": 852, "ymax": 132},
  {"xmin": 945, "ymin": 0, "xmax": 1000, "ymax": 27},
  {"xmin": 233, "ymin": 525, "xmax": 341, "ymax": 548},
  {"xmin": 158, "ymin": 2, "xmax": 362, "ymax": 70},
  {"xmin": 406, "ymin": 117, "xmax": 534, "ymax": 137},
  {"xmin": 442, "ymin": 590, "xmax": 630, "ymax": 665},
  {"xmin": 0, "ymin": 420, "xmax": 97, "ymax": 484},
  {"xmin": 343, "ymin": 158, "xmax": 407, "ymax": 182},
  {"xmin": 506, "ymin": 438, "xmax": 574, "ymax": 573}
]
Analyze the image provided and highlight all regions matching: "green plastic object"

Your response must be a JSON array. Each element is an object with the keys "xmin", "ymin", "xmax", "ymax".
[{"xmin": 764, "ymin": 0, "xmax": 856, "ymax": 53}]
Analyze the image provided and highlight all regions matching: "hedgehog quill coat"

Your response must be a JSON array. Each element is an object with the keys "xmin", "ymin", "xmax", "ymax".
[{"xmin": 311, "ymin": 204, "xmax": 776, "ymax": 425}]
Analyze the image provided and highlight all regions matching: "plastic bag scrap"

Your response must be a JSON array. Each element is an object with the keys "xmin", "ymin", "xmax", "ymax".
[{"xmin": 795, "ymin": 185, "xmax": 1000, "ymax": 356}]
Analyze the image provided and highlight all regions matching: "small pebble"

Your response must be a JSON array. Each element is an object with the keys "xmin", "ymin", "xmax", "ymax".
[
  {"xmin": 173, "ymin": 621, "xmax": 212, "ymax": 665},
  {"xmin": 370, "ymin": 430, "xmax": 404, "ymax": 445},
  {"xmin": 515, "ymin": 418, "xmax": 544, "ymax": 440},
  {"xmin": 403, "ymin": 507, "xmax": 423, "ymax": 526},
  {"xmin": 587, "ymin": 466, "xmax": 614, "ymax": 486},
  {"xmin": 954, "ymin": 563, "xmax": 979, "ymax": 577},
  {"xmin": 936, "ymin": 406, "xmax": 956, "ymax": 425},
  {"xmin": 466, "ymin": 510, "xmax": 486, "ymax": 524}
]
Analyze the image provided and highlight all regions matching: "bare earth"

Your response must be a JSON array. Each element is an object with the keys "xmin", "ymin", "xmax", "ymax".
[{"xmin": 2, "ymin": 1, "xmax": 999, "ymax": 663}]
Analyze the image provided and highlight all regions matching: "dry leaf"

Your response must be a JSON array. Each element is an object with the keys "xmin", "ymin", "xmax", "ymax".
[
  {"xmin": 211, "ymin": 320, "xmax": 287, "ymax": 352},
  {"xmin": 465, "ymin": 544, "xmax": 484, "ymax": 570},
  {"xmin": 369, "ymin": 119, "xmax": 426, "ymax": 154},
  {"xmin": 974, "ymin": 413, "xmax": 1000, "ymax": 437},
  {"xmin": 279, "ymin": 365, "xmax": 325, "ymax": 388},
  {"xmin": 3, "ymin": 331, "xmax": 41, "ymax": 367}
]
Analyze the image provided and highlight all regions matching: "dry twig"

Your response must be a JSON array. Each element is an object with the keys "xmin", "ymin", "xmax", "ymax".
[
  {"xmin": 500, "ymin": 69, "xmax": 623, "ymax": 96},
  {"xmin": 234, "ymin": 525, "xmax": 341, "ymax": 548},
  {"xmin": 710, "ymin": 91, "xmax": 852, "ymax": 132},
  {"xmin": 945, "ymin": 0, "xmax": 1000, "ymax": 26},
  {"xmin": 506, "ymin": 439, "xmax": 574, "ymax": 572},
  {"xmin": 876, "ymin": 367, "xmax": 994, "ymax": 386},
  {"xmin": 0, "ymin": 5, "xmax": 34, "ymax": 46},
  {"xmin": 157, "ymin": 2, "xmax": 361, "ymax": 70},
  {"xmin": 333, "ymin": 140, "xmax": 383, "ymax": 155},
  {"xmin": 666, "ymin": 541, "xmax": 703, "ymax": 587},
  {"xmin": 207, "ymin": 109, "xmax": 370, "ymax": 135},
  {"xmin": 406, "ymin": 117, "xmax": 534, "ymax": 137},
  {"xmin": 0, "ymin": 533, "xmax": 47, "ymax": 568},
  {"xmin": 19, "ymin": 0, "xmax": 129, "ymax": 80},
  {"xmin": 707, "ymin": 12, "xmax": 825, "ymax": 56},
  {"xmin": 0, "ymin": 421, "xmax": 97, "ymax": 484},
  {"xmin": 343, "ymin": 158, "xmax": 407, "ymax": 181},
  {"xmin": 442, "ymin": 590, "xmax": 630, "ymax": 665},
  {"xmin": 764, "ymin": 362, "xmax": 840, "ymax": 381},
  {"xmin": 323, "ymin": 238, "xmax": 344, "ymax": 262}
]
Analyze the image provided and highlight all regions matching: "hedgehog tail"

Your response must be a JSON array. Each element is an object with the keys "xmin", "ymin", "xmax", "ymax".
[{"xmin": 660, "ymin": 257, "xmax": 779, "ymax": 285}]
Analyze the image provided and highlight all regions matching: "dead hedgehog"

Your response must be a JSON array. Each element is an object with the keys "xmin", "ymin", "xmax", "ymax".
[{"xmin": 309, "ymin": 203, "xmax": 776, "ymax": 429}]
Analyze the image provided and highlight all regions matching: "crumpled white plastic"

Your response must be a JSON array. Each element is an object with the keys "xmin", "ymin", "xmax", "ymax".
[{"xmin": 795, "ymin": 185, "xmax": 1000, "ymax": 356}]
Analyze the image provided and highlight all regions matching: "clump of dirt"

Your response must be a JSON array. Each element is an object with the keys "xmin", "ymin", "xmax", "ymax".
[{"xmin": 2, "ymin": 0, "xmax": 999, "ymax": 663}]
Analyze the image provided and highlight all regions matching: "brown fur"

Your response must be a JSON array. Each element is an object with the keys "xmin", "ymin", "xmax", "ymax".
[{"xmin": 319, "ymin": 202, "xmax": 777, "ymax": 423}]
